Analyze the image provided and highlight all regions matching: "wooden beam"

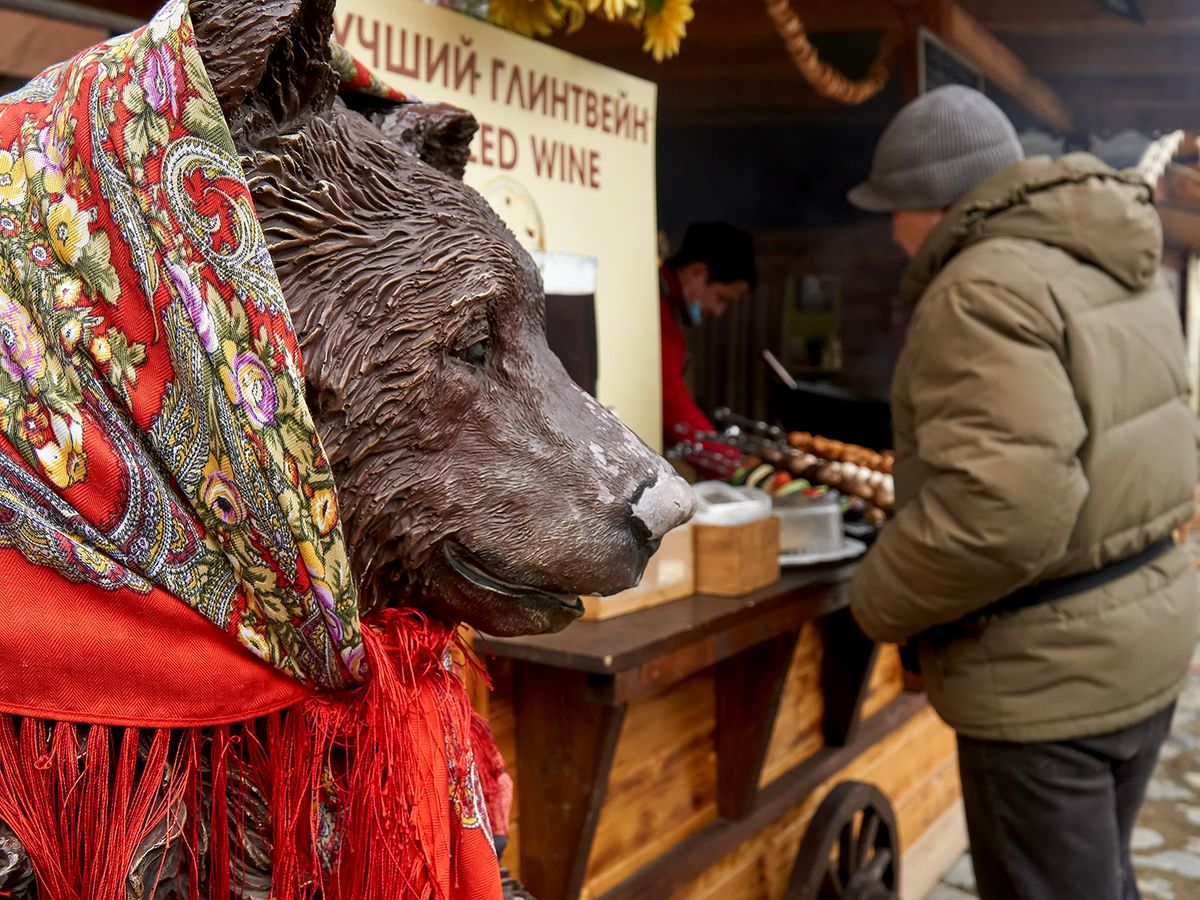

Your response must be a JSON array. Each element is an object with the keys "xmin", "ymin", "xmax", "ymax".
[
  {"xmin": 654, "ymin": 69, "xmax": 899, "ymax": 106},
  {"xmin": 0, "ymin": 0, "xmax": 144, "ymax": 32},
  {"xmin": 553, "ymin": 42, "xmax": 902, "ymax": 84},
  {"xmin": 934, "ymin": 5, "xmax": 1074, "ymax": 132},
  {"xmin": 817, "ymin": 607, "xmax": 880, "ymax": 747},
  {"xmin": 550, "ymin": 0, "xmax": 900, "ymax": 54},
  {"xmin": 990, "ymin": 15, "xmax": 1200, "ymax": 38},
  {"xmin": 1003, "ymin": 32, "xmax": 1200, "ymax": 76},
  {"xmin": 714, "ymin": 631, "xmax": 800, "ymax": 819},
  {"xmin": 543, "ymin": 45, "xmax": 791, "ymax": 83},
  {"xmin": 1052, "ymin": 76, "xmax": 1200, "ymax": 107},
  {"xmin": 56, "ymin": 0, "xmax": 155, "ymax": 21},
  {"xmin": 654, "ymin": 85, "xmax": 897, "ymax": 129},
  {"xmin": 513, "ymin": 664, "xmax": 627, "ymax": 900},
  {"xmin": 1032, "ymin": 60, "xmax": 1200, "ymax": 77},
  {"xmin": 969, "ymin": 0, "xmax": 1200, "ymax": 30},
  {"xmin": 746, "ymin": 0, "xmax": 900, "ymax": 32},
  {"xmin": 657, "ymin": 102, "xmax": 894, "ymax": 129},
  {"xmin": 916, "ymin": 0, "xmax": 955, "ymax": 36}
]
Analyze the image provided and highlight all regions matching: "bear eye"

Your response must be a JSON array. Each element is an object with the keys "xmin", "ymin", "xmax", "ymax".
[{"xmin": 457, "ymin": 340, "xmax": 488, "ymax": 367}]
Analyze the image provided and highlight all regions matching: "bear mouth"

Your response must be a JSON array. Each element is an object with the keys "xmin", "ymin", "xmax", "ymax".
[{"xmin": 443, "ymin": 542, "xmax": 584, "ymax": 615}]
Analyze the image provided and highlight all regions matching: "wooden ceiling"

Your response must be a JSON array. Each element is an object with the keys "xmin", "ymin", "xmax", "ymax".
[
  {"xmin": 545, "ymin": 0, "xmax": 908, "ymax": 128},
  {"xmin": 544, "ymin": 0, "xmax": 1200, "ymax": 137},
  {"xmin": 5, "ymin": 0, "xmax": 1199, "ymax": 136},
  {"xmin": 972, "ymin": 0, "xmax": 1200, "ymax": 135}
]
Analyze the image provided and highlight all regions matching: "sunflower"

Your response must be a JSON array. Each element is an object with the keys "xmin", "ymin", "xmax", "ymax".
[
  {"xmin": 642, "ymin": 0, "xmax": 694, "ymax": 62},
  {"xmin": 586, "ymin": 0, "xmax": 639, "ymax": 20},
  {"xmin": 560, "ymin": 0, "xmax": 586, "ymax": 32},
  {"xmin": 488, "ymin": 0, "xmax": 563, "ymax": 37}
]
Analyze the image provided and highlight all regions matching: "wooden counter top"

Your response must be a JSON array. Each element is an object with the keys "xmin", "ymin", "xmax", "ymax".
[{"xmin": 480, "ymin": 563, "xmax": 858, "ymax": 681}]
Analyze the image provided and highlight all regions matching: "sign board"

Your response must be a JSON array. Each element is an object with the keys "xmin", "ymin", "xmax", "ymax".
[
  {"xmin": 335, "ymin": 0, "xmax": 663, "ymax": 447},
  {"xmin": 918, "ymin": 27, "xmax": 983, "ymax": 95}
]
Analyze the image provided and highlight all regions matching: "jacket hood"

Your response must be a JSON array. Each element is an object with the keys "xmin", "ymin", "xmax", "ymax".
[{"xmin": 901, "ymin": 153, "xmax": 1163, "ymax": 304}]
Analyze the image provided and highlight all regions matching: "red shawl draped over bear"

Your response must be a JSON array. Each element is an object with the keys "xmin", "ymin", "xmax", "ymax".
[{"xmin": 0, "ymin": 1, "xmax": 502, "ymax": 897}]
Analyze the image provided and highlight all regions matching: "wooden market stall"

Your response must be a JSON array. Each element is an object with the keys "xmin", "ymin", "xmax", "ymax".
[
  {"xmin": 473, "ymin": 568, "xmax": 959, "ymax": 900},
  {"xmin": 470, "ymin": 3, "xmax": 1200, "ymax": 899},
  {"xmin": 6, "ymin": 2, "xmax": 1200, "ymax": 899}
]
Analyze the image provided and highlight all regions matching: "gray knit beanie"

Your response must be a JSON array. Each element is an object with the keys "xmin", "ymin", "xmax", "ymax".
[{"xmin": 849, "ymin": 86, "xmax": 1024, "ymax": 212}]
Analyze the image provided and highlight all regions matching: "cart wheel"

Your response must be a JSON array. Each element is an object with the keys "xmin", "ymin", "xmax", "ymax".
[{"xmin": 785, "ymin": 781, "xmax": 899, "ymax": 900}]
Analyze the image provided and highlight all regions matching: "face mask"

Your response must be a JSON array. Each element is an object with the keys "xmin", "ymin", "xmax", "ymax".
[{"xmin": 685, "ymin": 299, "xmax": 704, "ymax": 326}]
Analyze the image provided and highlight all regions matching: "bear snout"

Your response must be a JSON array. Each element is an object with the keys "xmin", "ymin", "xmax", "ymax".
[{"xmin": 628, "ymin": 469, "xmax": 696, "ymax": 549}]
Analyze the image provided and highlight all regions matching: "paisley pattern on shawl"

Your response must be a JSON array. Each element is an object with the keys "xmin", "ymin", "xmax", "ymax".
[{"xmin": 0, "ymin": 0, "xmax": 362, "ymax": 689}]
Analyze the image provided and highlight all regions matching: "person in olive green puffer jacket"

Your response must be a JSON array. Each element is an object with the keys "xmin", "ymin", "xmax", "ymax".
[{"xmin": 849, "ymin": 86, "xmax": 1198, "ymax": 900}]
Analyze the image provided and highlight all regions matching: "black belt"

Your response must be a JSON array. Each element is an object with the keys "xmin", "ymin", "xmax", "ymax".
[
  {"xmin": 901, "ymin": 537, "xmax": 1176, "ymax": 673},
  {"xmin": 973, "ymin": 536, "xmax": 1174, "ymax": 621}
]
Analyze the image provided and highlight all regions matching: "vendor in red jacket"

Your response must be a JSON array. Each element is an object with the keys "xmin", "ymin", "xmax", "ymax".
[{"xmin": 660, "ymin": 222, "xmax": 756, "ymax": 447}]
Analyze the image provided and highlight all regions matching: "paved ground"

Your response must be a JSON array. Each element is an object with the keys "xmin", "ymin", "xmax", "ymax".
[{"xmin": 924, "ymin": 642, "xmax": 1200, "ymax": 900}]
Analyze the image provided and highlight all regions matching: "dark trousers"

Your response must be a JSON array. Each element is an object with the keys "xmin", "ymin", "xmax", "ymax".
[{"xmin": 957, "ymin": 703, "xmax": 1175, "ymax": 900}]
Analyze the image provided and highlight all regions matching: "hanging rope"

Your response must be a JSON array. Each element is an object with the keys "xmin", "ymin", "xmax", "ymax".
[{"xmin": 764, "ymin": 0, "xmax": 904, "ymax": 106}]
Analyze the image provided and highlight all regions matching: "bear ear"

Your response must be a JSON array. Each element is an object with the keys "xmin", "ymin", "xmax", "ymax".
[
  {"xmin": 190, "ymin": 0, "xmax": 339, "ymax": 135},
  {"xmin": 353, "ymin": 100, "xmax": 479, "ymax": 181}
]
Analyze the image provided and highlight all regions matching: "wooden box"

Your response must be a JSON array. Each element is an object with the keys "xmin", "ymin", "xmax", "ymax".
[
  {"xmin": 582, "ymin": 524, "xmax": 695, "ymax": 621},
  {"xmin": 694, "ymin": 514, "xmax": 781, "ymax": 597}
]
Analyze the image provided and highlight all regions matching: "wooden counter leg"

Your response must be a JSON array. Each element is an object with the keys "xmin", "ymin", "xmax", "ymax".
[
  {"xmin": 818, "ymin": 606, "xmax": 880, "ymax": 746},
  {"xmin": 714, "ymin": 630, "xmax": 800, "ymax": 819},
  {"xmin": 512, "ymin": 662, "xmax": 627, "ymax": 900}
]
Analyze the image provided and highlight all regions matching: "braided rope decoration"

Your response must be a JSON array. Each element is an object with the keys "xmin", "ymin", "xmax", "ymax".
[{"xmin": 765, "ymin": 0, "xmax": 903, "ymax": 105}]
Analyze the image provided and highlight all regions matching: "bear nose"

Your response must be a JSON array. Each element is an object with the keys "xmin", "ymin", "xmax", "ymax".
[
  {"xmin": 627, "ymin": 517, "xmax": 662, "ymax": 558},
  {"xmin": 628, "ymin": 470, "xmax": 696, "ymax": 552}
]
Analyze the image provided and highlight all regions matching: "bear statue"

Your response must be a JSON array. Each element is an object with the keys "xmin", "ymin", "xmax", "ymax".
[{"xmin": 0, "ymin": 0, "xmax": 693, "ymax": 896}]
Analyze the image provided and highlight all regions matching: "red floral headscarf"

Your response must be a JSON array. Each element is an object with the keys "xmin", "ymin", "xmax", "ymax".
[
  {"xmin": 0, "ymin": 0, "xmax": 363, "ymax": 689},
  {"xmin": 0, "ymin": 3, "xmax": 502, "ymax": 898}
]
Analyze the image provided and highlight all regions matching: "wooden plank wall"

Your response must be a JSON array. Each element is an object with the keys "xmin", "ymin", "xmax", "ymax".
[{"xmin": 473, "ymin": 632, "xmax": 959, "ymax": 899}]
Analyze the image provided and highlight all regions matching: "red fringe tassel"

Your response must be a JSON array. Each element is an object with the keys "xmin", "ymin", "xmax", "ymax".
[{"xmin": 0, "ymin": 610, "xmax": 476, "ymax": 899}]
